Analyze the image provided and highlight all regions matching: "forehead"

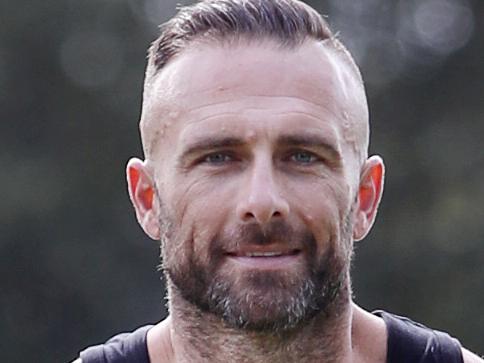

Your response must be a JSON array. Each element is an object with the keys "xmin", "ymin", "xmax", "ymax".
[
  {"xmin": 151, "ymin": 39, "xmax": 353, "ymax": 110},
  {"xmin": 141, "ymin": 39, "xmax": 366, "ymax": 157}
]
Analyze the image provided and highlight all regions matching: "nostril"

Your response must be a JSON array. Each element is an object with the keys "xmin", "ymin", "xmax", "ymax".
[
  {"xmin": 243, "ymin": 211, "xmax": 256, "ymax": 221},
  {"xmin": 236, "ymin": 195, "xmax": 290, "ymax": 224}
]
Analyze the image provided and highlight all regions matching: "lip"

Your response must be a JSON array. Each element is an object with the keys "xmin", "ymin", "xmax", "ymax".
[
  {"xmin": 226, "ymin": 249, "xmax": 302, "ymax": 269},
  {"xmin": 226, "ymin": 244, "xmax": 301, "ymax": 257}
]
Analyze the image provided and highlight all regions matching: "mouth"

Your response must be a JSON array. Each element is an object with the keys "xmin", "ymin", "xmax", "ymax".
[{"xmin": 225, "ymin": 248, "xmax": 302, "ymax": 269}]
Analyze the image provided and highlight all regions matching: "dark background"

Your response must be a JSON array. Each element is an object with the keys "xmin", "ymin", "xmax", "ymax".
[{"xmin": 0, "ymin": 0, "xmax": 482, "ymax": 361}]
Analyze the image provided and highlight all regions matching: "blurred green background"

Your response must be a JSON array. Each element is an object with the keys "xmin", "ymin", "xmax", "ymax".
[{"xmin": 0, "ymin": 0, "xmax": 482, "ymax": 361}]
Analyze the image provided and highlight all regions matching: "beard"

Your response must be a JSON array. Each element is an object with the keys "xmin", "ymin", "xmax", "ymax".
[{"xmin": 160, "ymin": 212, "xmax": 353, "ymax": 334}]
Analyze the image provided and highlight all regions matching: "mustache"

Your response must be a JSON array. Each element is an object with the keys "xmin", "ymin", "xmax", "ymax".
[{"xmin": 212, "ymin": 220, "xmax": 317, "ymax": 253}]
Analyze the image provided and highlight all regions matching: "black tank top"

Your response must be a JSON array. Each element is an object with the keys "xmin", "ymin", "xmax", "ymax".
[
  {"xmin": 374, "ymin": 310, "xmax": 463, "ymax": 363},
  {"xmin": 80, "ymin": 325, "xmax": 153, "ymax": 363},
  {"xmin": 78, "ymin": 311, "xmax": 463, "ymax": 362}
]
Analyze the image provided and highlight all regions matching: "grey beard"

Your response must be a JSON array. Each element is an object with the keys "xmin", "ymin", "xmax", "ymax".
[
  {"xmin": 208, "ymin": 278, "xmax": 318, "ymax": 332},
  {"xmin": 159, "ymin": 202, "xmax": 354, "ymax": 335},
  {"xmin": 204, "ymin": 267, "xmax": 347, "ymax": 333}
]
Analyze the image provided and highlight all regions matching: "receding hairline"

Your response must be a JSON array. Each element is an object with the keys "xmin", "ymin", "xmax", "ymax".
[
  {"xmin": 148, "ymin": 0, "xmax": 334, "ymax": 69},
  {"xmin": 145, "ymin": 34, "xmax": 363, "ymax": 92},
  {"xmin": 142, "ymin": 0, "xmax": 363, "ymax": 93}
]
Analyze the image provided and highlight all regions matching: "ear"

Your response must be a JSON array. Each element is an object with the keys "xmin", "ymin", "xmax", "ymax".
[
  {"xmin": 353, "ymin": 155, "xmax": 385, "ymax": 241},
  {"xmin": 126, "ymin": 158, "xmax": 160, "ymax": 240}
]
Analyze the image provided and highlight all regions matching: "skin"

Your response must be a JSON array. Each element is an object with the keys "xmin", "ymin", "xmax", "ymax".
[{"xmin": 121, "ymin": 40, "xmax": 483, "ymax": 363}]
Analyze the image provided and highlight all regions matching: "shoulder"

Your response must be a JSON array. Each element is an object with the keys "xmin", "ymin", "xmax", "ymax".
[
  {"xmin": 463, "ymin": 348, "xmax": 484, "ymax": 363},
  {"xmin": 146, "ymin": 316, "xmax": 175, "ymax": 363},
  {"xmin": 352, "ymin": 305, "xmax": 388, "ymax": 363}
]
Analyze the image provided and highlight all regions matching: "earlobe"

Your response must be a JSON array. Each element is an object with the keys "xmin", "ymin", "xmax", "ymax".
[
  {"xmin": 126, "ymin": 158, "xmax": 160, "ymax": 240},
  {"xmin": 353, "ymin": 155, "xmax": 385, "ymax": 241}
]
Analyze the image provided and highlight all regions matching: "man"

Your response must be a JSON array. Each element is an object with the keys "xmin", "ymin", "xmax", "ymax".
[{"xmin": 75, "ymin": 0, "xmax": 483, "ymax": 362}]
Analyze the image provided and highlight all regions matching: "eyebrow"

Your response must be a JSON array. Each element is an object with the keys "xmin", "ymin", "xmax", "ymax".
[
  {"xmin": 178, "ymin": 136, "xmax": 245, "ymax": 164},
  {"xmin": 276, "ymin": 134, "xmax": 341, "ymax": 160}
]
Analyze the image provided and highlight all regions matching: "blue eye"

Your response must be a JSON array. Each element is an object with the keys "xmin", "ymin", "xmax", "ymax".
[
  {"xmin": 292, "ymin": 151, "xmax": 316, "ymax": 164},
  {"xmin": 204, "ymin": 153, "xmax": 231, "ymax": 164}
]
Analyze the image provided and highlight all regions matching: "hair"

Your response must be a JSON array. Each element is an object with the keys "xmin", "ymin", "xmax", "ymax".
[
  {"xmin": 140, "ymin": 0, "xmax": 367, "ymax": 161},
  {"xmin": 145, "ymin": 0, "xmax": 361, "ymax": 82}
]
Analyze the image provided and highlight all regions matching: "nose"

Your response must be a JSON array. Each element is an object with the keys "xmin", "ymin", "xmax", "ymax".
[{"xmin": 236, "ymin": 160, "xmax": 290, "ymax": 226}]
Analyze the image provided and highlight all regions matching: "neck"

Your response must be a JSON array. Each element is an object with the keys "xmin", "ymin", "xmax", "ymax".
[{"xmin": 166, "ymin": 285, "xmax": 354, "ymax": 363}]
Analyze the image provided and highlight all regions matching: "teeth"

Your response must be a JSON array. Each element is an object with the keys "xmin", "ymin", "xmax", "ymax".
[{"xmin": 245, "ymin": 252, "xmax": 283, "ymax": 257}]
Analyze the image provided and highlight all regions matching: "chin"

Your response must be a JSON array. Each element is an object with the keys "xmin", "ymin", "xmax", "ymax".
[{"xmin": 204, "ymin": 266, "xmax": 344, "ymax": 333}]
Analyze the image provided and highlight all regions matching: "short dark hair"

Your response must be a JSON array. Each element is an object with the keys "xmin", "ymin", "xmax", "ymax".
[
  {"xmin": 146, "ymin": 0, "xmax": 357, "ymax": 77},
  {"xmin": 140, "ymin": 0, "xmax": 366, "ymax": 160}
]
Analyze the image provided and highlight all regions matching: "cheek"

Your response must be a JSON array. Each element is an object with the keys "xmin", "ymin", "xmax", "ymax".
[
  {"xmin": 289, "ymin": 178, "xmax": 353, "ymax": 249},
  {"xmin": 328, "ymin": 178, "xmax": 354, "ymax": 220},
  {"xmin": 162, "ymin": 176, "xmax": 234, "ymax": 261}
]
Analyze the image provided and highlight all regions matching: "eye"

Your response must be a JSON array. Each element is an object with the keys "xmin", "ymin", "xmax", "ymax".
[
  {"xmin": 291, "ymin": 151, "xmax": 318, "ymax": 164},
  {"xmin": 203, "ymin": 152, "xmax": 232, "ymax": 164}
]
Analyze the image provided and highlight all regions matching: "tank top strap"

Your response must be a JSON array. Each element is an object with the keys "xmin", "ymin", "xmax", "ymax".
[
  {"xmin": 79, "ymin": 325, "xmax": 153, "ymax": 363},
  {"xmin": 373, "ymin": 310, "xmax": 463, "ymax": 363}
]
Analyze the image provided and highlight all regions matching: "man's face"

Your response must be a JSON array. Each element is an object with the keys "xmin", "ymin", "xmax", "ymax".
[{"xmin": 141, "ymin": 40, "xmax": 369, "ymax": 332}]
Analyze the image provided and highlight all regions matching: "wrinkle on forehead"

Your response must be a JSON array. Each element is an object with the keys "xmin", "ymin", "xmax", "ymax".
[
  {"xmin": 140, "ymin": 39, "xmax": 369, "ymax": 164},
  {"xmin": 181, "ymin": 95, "xmax": 345, "ymax": 126},
  {"xmin": 177, "ymin": 110, "xmax": 341, "ymax": 147}
]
